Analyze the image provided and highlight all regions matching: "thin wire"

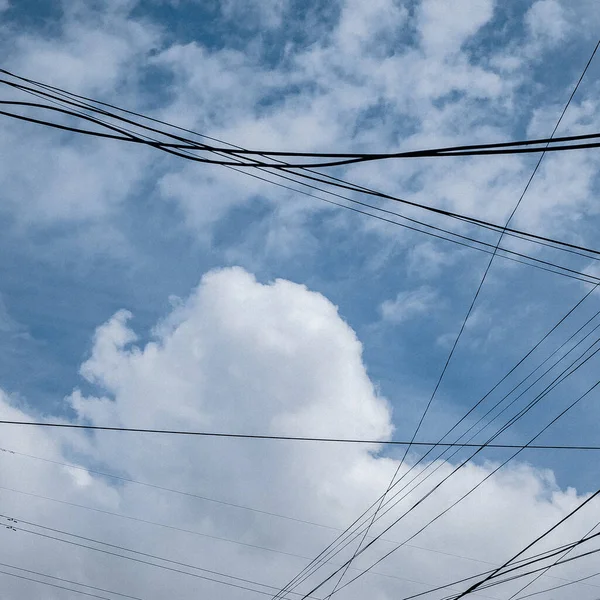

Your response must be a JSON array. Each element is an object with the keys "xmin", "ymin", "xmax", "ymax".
[
  {"xmin": 270, "ymin": 284, "xmax": 599, "ymax": 598},
  {"xmin": 10, "ymin": 90, "xmax": 600, "ymax": 286},
  {"xmin": 4, "ymin": 100, "xmax": 600, "ymax": 167},
  {"xmin": 0, "ymin": 569, "xmax": 116, "ymax": 600},
  {"xmin": 311, "ymin": 37, "xmax": 600, "ymax": 599},
  {"xmin": 1, "ymin": 420, "xmax": 600, "ymax": 449},
  {"xmin": 0, "ymin": 560, "xmax": 145, "ymax": 600},
  {"xmin": 3, "ymin": 71, "xmax": 600, "ymax": 263},
  {"xmin": 397, "ymin": 543, "xmax": 600, "ymax": 600},
  {"xmin": 516, "ymin": 570, "xmax": 600, "ymax": 599},
  {"xmin": 302, "ymin": 342, "xmax": 600, "ymax": 599},
  {"xmin": 4, "ymin": 446, "xmax": 596, "ymax": 585},
  {"xmin": 447, "ymin": 464, "xmax": 600, "ymax": 597},
  {"xmin": 508, "ymin": 520, "xmax": 600, "ymax": 599},
  {"xmin": 0, "ymin": 514, "xmax": 318, "ymax": 599}
]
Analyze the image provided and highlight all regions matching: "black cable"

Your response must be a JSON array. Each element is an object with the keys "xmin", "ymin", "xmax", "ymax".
[
  {"xmin": 436, "ymin": 546, "xmax": 600, "ymax": 600},
  {"xmin": 5, "ymin": 63, "xmax": 600, "ymax": 596},
  {"xmin": 5, "ymin": 87, "xmax": 600, "ymax": 296},
  {"xmin": 276, "ymin": 328, "xmax": 600, "ymax": 600},
  {"xmin": 298, "ymin": 335, "xmax": 600, "ymax": 599},
  {"xmin": 447, "ymin": 546, "xmax": 600, "ymax": 600},
  {"xmin": 271, "ymin": 285, "xmax": 600, "ymax": 598},
  {"xmin": 11, "ymin": 88, "xmax": 600, "ymax": 285},
  {"xmin": 309, "ymin": 38, "xmax": 600, "ymax": 599},
  {"xmin": 441, "ymin": 466, "xmax": 600, "ymax": 598},
  {"xmin": 507, "ymin": 519, "xmax": 600, "ymax": 600},
  {"xmin": 0, "ymin": 486, "xmax": 510, "ymax": 594},
  {"xmin": 5, "ymin": 446, "xmax": 591, "ymax": 582},
  {"xmin": 306, "ymin": 34, "xmax": 600, "ymax": 600},
  {"xmin": 4, "ymin": 102, "xmax": 600, "ymax": 168},
  {"xmin": 1, "ymin": 419, "xmax": 600, "ymax": 450},
  {"xmin": 0, "ymin": 569, "xmax": 116, "ymax": 600},
  {"xmin": 396, "ymin": 539, "xmax": 600, "ymax": 600},
  {"xmin": 0, "ymin": 560, "xmax": 144, "ymax": 600},
  {"xmin": 516, "ymin": 569, "xmax": 600, "ymax": 599},
  {"xmin": 327, "ymin": 335, "xmax": 600, "ymax": 599},
  {"xmin": 3, "ymin": 71, "xmax": 600, "ymax": 264},
  {"xmin": 6, "ymin": 101, "xmax": 595, "ymax": 283},
  {"xmin": 3, "ymin": 75, "xmax": 600, "ymax": 165},
  {"xmin": 0, "ymin": 514, "xmax": 317, "ymax": 599}
]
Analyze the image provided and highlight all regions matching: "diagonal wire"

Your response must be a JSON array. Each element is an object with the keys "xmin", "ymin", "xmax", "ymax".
[{"xmin": 318, "ymin": 33, "xmax": 600, "ymax": 600}]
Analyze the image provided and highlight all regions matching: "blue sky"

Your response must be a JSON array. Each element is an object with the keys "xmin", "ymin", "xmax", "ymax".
[{"xmin": 0, "ymin": 2, "xmax": 600, "ymax": 599}]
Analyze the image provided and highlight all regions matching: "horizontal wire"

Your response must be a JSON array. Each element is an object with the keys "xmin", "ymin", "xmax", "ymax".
[
  {"xmin": 0, "ymin": 420, "xmax": 598, "ymax": 449},
  {"xmin": 3, "ymin": 72, "xmax": 600, "ymax": 264}
]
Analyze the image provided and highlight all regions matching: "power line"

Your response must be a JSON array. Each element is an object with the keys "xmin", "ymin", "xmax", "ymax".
[
  {"xmin": 5, "ymin": 78, "xmax": 600, "ymax": 299},
  {"xmin": 3, "ymin": 70, "xmax": 600, "ymax": 266},
  {"xmin": 0, "ymin": 569, "xmax": 118, "ymax": 600},
  {"xmin": 292, "ymin": 327, "xmax": 600, "ymax": 598},
  {"xmin": 444, "ymin": 470, "xmax": 600, "ymax": 598},
  {"xmin": 0, "ymin": 420, "xmax": 599, "ymax": 450},
  {"xmin": 395, "ymin": 538, "xmax": 600, "ymax": 600},
  {"xmin": 327, "ymin": 340, "xmax": 600, "ymax": 599},
  {"xmin": 273, "ymin": 332, "xmax": 600, "ymax": 600},
  {"xmin": 269, "ymin": 284, "xmax": 600, "ymax": 598},
  {"xmin": 5, "ymin": 445, "xmax": 596, "ymax": 588},
  {"xmin": 295, "ymin": 36, "xmax": 600, "ymax": 600},
  {"xmin": 0, "ymin": 513, "xmax": 317, "ymax": 599},
  {"xmin": 11, "ymin": 90, "xmax": 600, "ymax": 287},
  {"xmin": 425, "ymin": 544, "xmax": 600, "ymax": 600},
  {"xmin": 506, "ymin": 519, "xmax": 600, "ymax": 600},
  {"xmin": 0, "ymin": 560, "xmax": 145, "ymax": 600},
  {"xmin": 515, "ymin": 569, "xmax": 600, "ymax": 599},
  {"xmin": 4, "ymin": 99, "xmax": 600, "ymax": 167}
]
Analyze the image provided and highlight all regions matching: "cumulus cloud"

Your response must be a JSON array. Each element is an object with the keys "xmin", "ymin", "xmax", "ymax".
[
  {"xmin": 1, "ymin": 4, "xmax": 600, "ymax": 597},
  {"xmin": 0, "ymin": 268, "xmax": 597, "ymax": 599}
]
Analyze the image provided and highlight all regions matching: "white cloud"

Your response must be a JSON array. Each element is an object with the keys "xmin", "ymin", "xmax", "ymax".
[
  {"xmin": 0, "ymin": 268, "xmax": 597, "ymax": 598},
  {"xmin": 417, "ymin": 0, "xmax": 494, "ymax": 57},
  {"xmin": 380, "ymin": 285, "xmax": 438, "ymax": 324},
  {"xmin": 526, "ymin": 0, "xmax": 571, "ymax": 43}
]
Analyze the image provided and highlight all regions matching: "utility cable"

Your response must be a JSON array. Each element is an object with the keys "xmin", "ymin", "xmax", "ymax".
[
  {"xmin": 0, "ymin": 513, "xmax": 318, "ymax": 599},
  {"xmin": 297, "ymin": 339, "xmax": 600, "ymax": 599},
  {"xmin": 1, "ymin": 420, "xmax": 600, "ymax": 449},
  {"xmin": 3, "ymin": 70, "xmax": 600, "ymax": 264},
  {"xmin": 306, "ymin": 34, "xmax": 600, "ymax": 600},
  {"xmin": 0, "ymin": 560, "xmax": 145, "ymax": 600},
  {"xmin": 270, "ymin": 284, "xmax": 599, "ymax": 597}
]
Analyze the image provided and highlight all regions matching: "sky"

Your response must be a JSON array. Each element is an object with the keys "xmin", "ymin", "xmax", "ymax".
[{"xmin": 0, "ymin": 1, "xmax": 600, "ymax": 599}]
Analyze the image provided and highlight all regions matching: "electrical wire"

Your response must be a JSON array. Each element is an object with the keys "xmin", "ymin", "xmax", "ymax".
[
  {"xmin": 4, "ymin": 98, "xmax": 596, "ymax": 281},
  {"xmin": 395, "ymin": 540, "xmax": 600, "ymax": 600},
  {"xmin": 284, "ymin": 37, "xmax": 600, "ymax": 600},
  {"xmin": 325, "ymin": 338, "xmax": 600, "ymax": 599},
  {"xmin": 0, "ymin": 513, "xmax": 319, "ymax": 599},
  {"xmin": 4, "ymin": 100, "xmax": 600, "ymax": 167},
  {"xmin": 0, "ymin": 420, "xmax": 599, "ymax": 449},
  {"xmin": 2, "ymin": 64, "xmax": 596, "ymax": 600},
  {"xmin": 450, "ymin": 486, "xmax": 600, "ymax": 599},
  {"xmin": 289, "ymin": 327, "xmax": 600, "ymax": 598},
  {"xmin": 3, "ymin": 70, "xmax": 600, "ymax": 267},
  {"xmin": 0, "ymin": 569, "xmax": 120, "ymax": 600},
  {"xmin": 0, "ymin": 482, "xmax": 494, "ymax": 591},
  {"xmin": 269, "ymin": 284, "xmax": 600, "ymax": 598},
  {"xmin": 5, "ymin": 445, "xmax": 596, "ymax": 587},
  {"xmin": 516, "ymin": 570, "xmax": 600, "ymax": 599},
  {"xmin": 0, "ymin": 560, "xmax": 145, "ymax": 600}
]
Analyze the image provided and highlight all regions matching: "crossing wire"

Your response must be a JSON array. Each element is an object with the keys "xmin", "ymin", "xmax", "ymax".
[{"xmin": 288, "ymin": 36, "xmax": 600, "ymax": 600}]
